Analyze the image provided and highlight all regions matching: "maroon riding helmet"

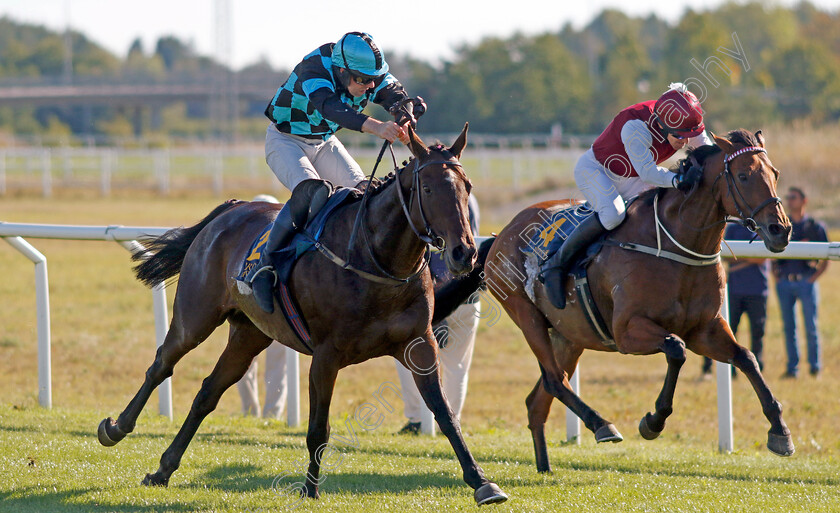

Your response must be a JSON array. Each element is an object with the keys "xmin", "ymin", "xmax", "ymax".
[{"xmin": 654, "ymin": 84, "xmax": 705, "ymax": 138}]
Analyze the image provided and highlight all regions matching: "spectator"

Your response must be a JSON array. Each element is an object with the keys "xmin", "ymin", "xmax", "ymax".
[
  {"xmin": 702, "ymin": 223, "xmax": 769, "ymax": 378},
  {"xmin": 395, "ymin": 195, "xmax": 480, "ymax": 434},
  {"xmin": 237, "ymin": 194, "xmax": 289, "ymax": 418},
  {"xmin": 775, "ymin": 187, "xmax": 829, "ymax": 378}
]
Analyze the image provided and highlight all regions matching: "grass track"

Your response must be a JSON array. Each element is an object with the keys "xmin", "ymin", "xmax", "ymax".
[
  {"xmin": 2, "ymin": 194, "xmax": 839, "ymax": 512},
  {"xmin": 2, "ymin": 405, "xmax": 839, "ymax": 513}
]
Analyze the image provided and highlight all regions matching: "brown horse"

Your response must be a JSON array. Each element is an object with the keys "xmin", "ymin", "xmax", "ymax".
[
  {"xmin": 483, "ymin": 129, "xmax": 793, "ymax": 472},
  {"xmin": 96, "ymin": 125, "xmax": 508, "ymax": 505}
]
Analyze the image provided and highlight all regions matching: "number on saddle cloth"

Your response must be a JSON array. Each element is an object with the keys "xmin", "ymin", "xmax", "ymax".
[
  {"xmin": 237, "ymin": 187, "xmax": 357, "ymax": 285},
  {"xmin": 523, "ymin": 202, "xmax": 597, "ymax": 263}
]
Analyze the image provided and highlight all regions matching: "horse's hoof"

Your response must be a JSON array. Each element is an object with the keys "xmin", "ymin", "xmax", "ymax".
[
  {"xmin": 594, "ymin": 424, "xmax": 623, "ymax": 443},
  {"xmin": 475, "ymin": 482, "xmax": 508, "ymax": 506},
  {"xmin": 301, "ymin": 484, "xmax": 320, "ymax": 499},
  {"xmin": 638, "ymin": 413, "xmax": 662, "ymax": 440},
  {"xmin": 97, "ymin": 417, "xmax": 126, "ymax": 447},
  {"xmin": 142, "ymin": 473, "xmax": 169, "ymax": 487},
  {"xmin": 767, "ymin": 432, "xmax": 795, "ymax": 457}
]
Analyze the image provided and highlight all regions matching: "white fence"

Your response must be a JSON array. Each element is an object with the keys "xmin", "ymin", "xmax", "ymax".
[
  {"xmin": 1, "ymin": 221, "xmax": 838, "ymax": 451},
  {"xmin": 0, "ymin": 145, "xmax": 584, "ymax": 197}
]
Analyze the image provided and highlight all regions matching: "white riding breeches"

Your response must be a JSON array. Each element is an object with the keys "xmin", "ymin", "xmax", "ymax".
[
  {"xmin": 574, "ymin": 148, "xmax": 656, "ymax": 230},
  {"xmin": 265, "ymin": 124, "xmax": 366, "ymax": 192}
]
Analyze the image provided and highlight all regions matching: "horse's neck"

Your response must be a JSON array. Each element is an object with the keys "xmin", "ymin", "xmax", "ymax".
[
  {"xmin": 646, "ymin": 186, "xmax": 726, "ymax": 256},
  {"xmin": 358, "ymin": 173, "xmax": 428, "ymax": 276}
]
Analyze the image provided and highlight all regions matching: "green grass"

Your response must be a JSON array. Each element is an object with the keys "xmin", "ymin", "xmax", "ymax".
[
  {"xmin": 2, "ymin": 404, "xmax": 838, "ymax": 513},
  {"xmin": 1, "ymin": 191, "xmax": 839, "ymax": 511}
]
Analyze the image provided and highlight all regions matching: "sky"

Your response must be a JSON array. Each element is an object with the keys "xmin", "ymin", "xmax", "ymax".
[{"xmin": 1, "ymin": 0, "xmax": 839, "ymax": 70}]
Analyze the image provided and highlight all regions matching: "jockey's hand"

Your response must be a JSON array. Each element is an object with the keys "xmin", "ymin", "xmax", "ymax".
[
  {"xmin": 362, "ymin": 118, "xmax": 408, "ymax": 144},
  {"xmin": 672, "ymin": 165, "xmax": 703, "ymax": 192},
  {"xmin": 411, "ymin": 96, "xmax": 427, "ymax": 119}
]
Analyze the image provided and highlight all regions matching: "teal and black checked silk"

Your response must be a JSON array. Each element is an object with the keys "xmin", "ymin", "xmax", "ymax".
[{"xmin": 265, "ymin": 43, "xmax": 406, "ymax": 140}]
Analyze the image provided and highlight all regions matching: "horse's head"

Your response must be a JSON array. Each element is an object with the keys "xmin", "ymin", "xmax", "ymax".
[
  {"xmin": 402, "ymin": 123, "xmax": 477, "ymax": 275},
  {"xmin": 707, "ymin": 129, "xmax": 791, "ymax": 253}
]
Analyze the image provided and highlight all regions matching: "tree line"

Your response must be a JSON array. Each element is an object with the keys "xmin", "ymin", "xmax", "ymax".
[{"xmin": 0, "ymin": 1, "xmax": 839, "ymax": 141}]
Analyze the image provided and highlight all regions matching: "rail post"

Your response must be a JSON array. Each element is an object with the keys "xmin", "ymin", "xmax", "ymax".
[{"xmin": 2, "ymin": 236, "xmax": 51, "ymax": 408}]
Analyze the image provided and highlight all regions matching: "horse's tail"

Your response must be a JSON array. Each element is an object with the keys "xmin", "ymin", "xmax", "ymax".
[
  {"xmin": 432, "ymin": 236, "xmax": 495, "ymax": 325},
  {"xmin": 132, "ymin": 199, "xmax": 242, "ymax": 288}
]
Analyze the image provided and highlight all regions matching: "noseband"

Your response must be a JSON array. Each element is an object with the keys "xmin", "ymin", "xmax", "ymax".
[{"xmin": 715, "ymin": 145, "xmax": 782, "ymax": 232}]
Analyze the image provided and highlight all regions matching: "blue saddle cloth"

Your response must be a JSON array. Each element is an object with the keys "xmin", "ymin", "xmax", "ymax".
[
  {"xmin": 521, "ymin": 202, "xmax": 596, "ymax": 262},
  {"xmin": 237, "ymin": 187, "xmax": 356, "ymax": 286},
  {"xmin": 236, "ymin": 188, "xmax": 356, "ymax": 349}
]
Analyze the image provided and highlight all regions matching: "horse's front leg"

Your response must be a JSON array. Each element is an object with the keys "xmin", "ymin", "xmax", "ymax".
[
  {"xmin": 693, "ymin": 317, "xmax": 794, "ymax": 456},
  {"xmin": 300, "ymin": 353, "xmax": 340, "ymax": 499},
  {"xmin": 616, "ymin": 317, "xmax": 686, "ymax": 440},
  {"xmin": 397, "ymin": 331, "xmax": 508, "ymax": 506}
]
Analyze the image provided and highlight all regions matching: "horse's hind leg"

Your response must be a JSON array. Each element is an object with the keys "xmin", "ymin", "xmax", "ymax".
[
  {"xmin": 98, "ymin": 297, "xmax": 226, "ymax": 447},
  {"xmin": 506, "ymin": 295, "xmax": 619, "ymax": 443},
  {"xmin": 693, "ymin": 318, "xmax": 794, "ymax": 456},
  {"xmin": 525, "ymin": 376, "xmax": 553, "ymax": 473},
  {"xmin": 526, "ymin": 339, "xmax": 596, "ymax": 473},
  {"xmin": 143, "ymin": 314, "xmax": 272, "ymax": 486},
  {"xmin": 639, "ymin": 335, "xmax": 687, "ymax": 440}
]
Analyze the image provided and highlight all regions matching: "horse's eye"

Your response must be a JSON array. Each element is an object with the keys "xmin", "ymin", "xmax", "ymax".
[
  {"xmin": 738, "ymin": 173, "xmax": 748, "ymax": 182},
  {"xmin": 423, "ymin": 185, "xmax": 432, "ymax": 194}
]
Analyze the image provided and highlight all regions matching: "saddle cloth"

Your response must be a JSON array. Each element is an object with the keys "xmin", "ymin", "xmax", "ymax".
[
  {"xmin": 236, "ymin": 187, "xmax": 356, "ymax": 346},
  {"xmin": 522, "ymin": 201, "xmax": 596, "ymax": 262},
  {"xmin": 523, "ymin": 201, "xmax": 615, "ymax": 348}
]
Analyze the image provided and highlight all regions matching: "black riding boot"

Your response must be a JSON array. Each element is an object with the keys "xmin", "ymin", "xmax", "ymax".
[
  {"xmin": 539, "ymin": 213, "xmax": 607, "ymax": 309},
  {"xmin": 250, "ymin": 206, "xmax": 296, "ymax": 313},
  {"xmin": 250, "ymin": 179, "xmax": 332, "ymax": 313}
]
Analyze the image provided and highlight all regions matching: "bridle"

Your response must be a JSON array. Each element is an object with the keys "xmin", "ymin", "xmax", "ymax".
[
  {"xmin": 713, "ymin": 145, "xmax": 781, "ymax": 233},
  {"xmin": 314, "ymin": 145, "xmax": 465, "ymax": 286},
  {"xmin": 614, "ymin": 143, "xmax": 782, "ymax": 267},
  {"xmin": 355, "ymin": 149, "xmax": 462, "ymax": 284},
  {"xmin": 395, "ymin": 151, "xmax": 456, "ymax": 250}
]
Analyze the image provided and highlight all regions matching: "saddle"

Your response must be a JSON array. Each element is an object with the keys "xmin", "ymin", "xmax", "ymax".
[
  {"xmin": 524, "ymin": 202, "xmax": 616, "ymax": 349},
  {"xmin": 237, "ymin": 187, "xmax": 357, "ymax": 346}
]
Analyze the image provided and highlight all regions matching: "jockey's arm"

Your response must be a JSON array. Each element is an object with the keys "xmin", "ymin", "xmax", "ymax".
[
  {"xmin": 690, "ymin": 130, "xmax": 714, "ymax": 147},
  {"xmin": 308, "ymin": 87, "xmax": 369, "ymax": 132},
  {"xmin": 620, "ymin": 120, "xmax": 677, "ymax": 188}
]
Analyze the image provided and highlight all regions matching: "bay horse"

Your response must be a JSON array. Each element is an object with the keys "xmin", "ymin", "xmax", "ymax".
[
  {"xmin": 96, "ymin": 124, "xmax": 508, "ymax": 505},
  {"xmin": 483, "ymin": 129, "xmax": 793, "ymax": 472}
]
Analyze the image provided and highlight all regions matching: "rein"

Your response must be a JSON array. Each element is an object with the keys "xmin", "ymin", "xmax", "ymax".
[
  {"xmin": 317, "ymin": 144, "xmax": 462, "ymax": 286},
  {"xmin": 614, "ymin": 144, "xmax": 778, "ymax": 267}
]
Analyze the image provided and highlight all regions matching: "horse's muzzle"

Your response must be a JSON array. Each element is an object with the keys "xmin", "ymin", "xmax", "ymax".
[
  {"xmin": 762, "ymin": 222, "xmax": 792, "ymax": 253},
  {"xmin": 446, "ymin": 243, "xmax": 477, "ymax": 276}
]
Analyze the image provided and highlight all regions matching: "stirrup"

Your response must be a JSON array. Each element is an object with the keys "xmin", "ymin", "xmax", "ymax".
[{"xmin": 249, "ymin": 265, "xmax": 278, "ymax": 286}]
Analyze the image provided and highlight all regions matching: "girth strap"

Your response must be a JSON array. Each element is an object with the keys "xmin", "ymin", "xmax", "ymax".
[
  {"xmin": 604, "ymin": 240, "xmax": 721, "ymax": 266},
  {"xmin": 311, "ymin": 238, "xmax": 430, "ymax": 286}
]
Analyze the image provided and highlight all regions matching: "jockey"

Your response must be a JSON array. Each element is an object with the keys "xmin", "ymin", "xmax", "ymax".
[
  {"xmin": 540, "ymin": 83, "xmax": 713, "ymax": 309},
  {"xmin": 251, "ymin": 31, "xmax": 425, "ymax": 313}
]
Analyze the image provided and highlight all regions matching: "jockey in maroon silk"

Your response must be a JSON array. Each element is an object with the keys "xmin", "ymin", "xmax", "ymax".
[{"xmin": 541, "ymin": 83, "xmax": 713, "ymax": 309}]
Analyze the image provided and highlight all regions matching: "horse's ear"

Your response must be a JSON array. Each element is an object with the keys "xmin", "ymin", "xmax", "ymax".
[
  {"xmin": 407, "ymin": 125, "xmax": 429, "ymax": 159},
  {"xmin": 755, "ymin": 130, "xmax": 765, "ymax": 148},
  {"xmin": 449, "ymin": 122, "xmax": 469, "ymax": 159},
  {"xmin": 711, "ymin": 132, "xmax": 735, "ymax": 154}
]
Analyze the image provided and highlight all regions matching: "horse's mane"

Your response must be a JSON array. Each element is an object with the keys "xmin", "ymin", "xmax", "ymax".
[
  {"xmin": 683, "ymin": 128, "xmax": 757, "ymax": 166},
  {"xmin": 639, "ymin": 128, "xmax": 757, "ymax": 206},
  {"xmin": 354, "ymin": 143, "xmax": 461, "ymax": 199}
]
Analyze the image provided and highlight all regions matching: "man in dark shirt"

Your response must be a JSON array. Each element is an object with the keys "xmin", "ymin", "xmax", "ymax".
[
  {"xmin": 774, "ymin": 187, "xmax": 829, "ymax": 378},
  {"xmin": 702, "ymin": 223, "xmax": 769, "ymax": 378}
]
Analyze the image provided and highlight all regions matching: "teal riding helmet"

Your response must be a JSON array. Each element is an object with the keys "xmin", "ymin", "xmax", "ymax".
[{"xmin": 331, "ymin": 32, "xmax": 389, "ymax": 78}]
